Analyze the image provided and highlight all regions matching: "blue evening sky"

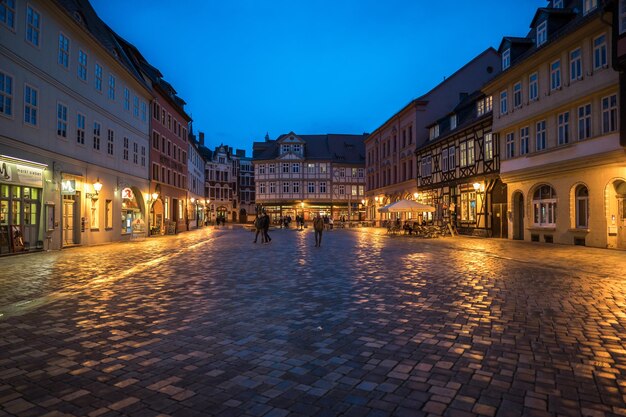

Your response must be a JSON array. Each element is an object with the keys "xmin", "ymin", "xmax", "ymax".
[{"xmin": 91, "ymin": 0, "xmax": 546, "ymax": 154}]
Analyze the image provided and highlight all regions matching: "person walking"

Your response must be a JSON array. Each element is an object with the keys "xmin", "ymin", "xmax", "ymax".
[
  {"xmin": 253, "ymin": 214, "xmax": 264, "ymax": 244},
  {"xmin": 313, "ymin": 212, "xmax": 324, "ymax": 247},
  {"xmin": 262, "ymin": 211, "xmax": 272, "ymax": 244}
]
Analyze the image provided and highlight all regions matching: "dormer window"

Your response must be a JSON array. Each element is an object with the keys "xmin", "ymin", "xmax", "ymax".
[
  {"xmin": 429, "ymin": 125, "xmax": 439, "ymax": 140},
  {"xmin": 502, "ymin": 49, "xmax": 511, "ymax": 70},
  {"xmin": 450, "ymin": 115, "xmax": 457, "ymax": 130},
  {"xmin": 293, "ymin": 144, "xmax": 301, "ymax": 154},
  {"xmin": 553, "ymin": 0, "xmax": 563, "ymax": 8},
  {"xmin": 281, "ymin": 144, "xmax": 290, "ymax": 154},
  {"xmin": 537, "ymin": 21, "xmax": 547, "ymax": 47},
  {"xmin": 584, "ymin": 0, "xmax": 597, "ymax": 15}
]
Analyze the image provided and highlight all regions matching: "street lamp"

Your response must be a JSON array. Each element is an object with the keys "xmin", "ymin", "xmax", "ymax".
[{"xmin": 473, "ymin": 182, "xmax": 484, "ymax": 230}]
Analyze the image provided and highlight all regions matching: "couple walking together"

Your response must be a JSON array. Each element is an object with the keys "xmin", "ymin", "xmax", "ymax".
[{"xmin": 253, "ymin": 212, "xmax": 271, "ymax": 244}]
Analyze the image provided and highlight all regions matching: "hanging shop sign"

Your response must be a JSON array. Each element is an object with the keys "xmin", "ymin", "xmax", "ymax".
[
  {"xmin": 61, "ymin": 179, "xmax": 76, "ymax": 195},
  {"xmin": 0, "ymin": 157, "xmax": 44, "ymax": 188},
  {"xmin": 121, "ymin": 187, "xmax": 134, "ymax": 200}
]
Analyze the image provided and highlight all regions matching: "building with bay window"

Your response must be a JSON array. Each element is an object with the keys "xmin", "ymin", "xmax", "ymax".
[
  {"xmin": 253, "ymin": 132, "xmax": 367, "ymax": 223},
  {"xmin": 483, "ymin": 0, "xmax": 625, "ymax": 248},
  {"xmin": 0, "ymin": 0, "xmax": 152, "ymax": 254},
  {"xmin": 416, "ymin": 91, "xmax": 507, "ymax": 237}
]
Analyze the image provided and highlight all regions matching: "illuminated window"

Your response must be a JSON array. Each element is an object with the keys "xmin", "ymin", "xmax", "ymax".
[{"xmin": 533, "ymin": 185, "xmax": 557, "ymax": 227}]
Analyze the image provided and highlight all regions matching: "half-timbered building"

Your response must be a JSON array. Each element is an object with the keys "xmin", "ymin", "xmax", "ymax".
[
  {"xmin": 253, "ymin": 132, "xmax": 367, "ymax": 224},
  {"xmin": 416, "ymin": 92, "xmax": 508, "ymax": 237}
]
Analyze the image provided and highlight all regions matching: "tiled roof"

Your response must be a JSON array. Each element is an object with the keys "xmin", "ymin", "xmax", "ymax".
[
  {"xmin": 53, "ymin": 0, "xmax": 152, "ymax": 93},
  {"xmin": 253, "ymin": 133, "xmax": 367, "ymax": 164}
]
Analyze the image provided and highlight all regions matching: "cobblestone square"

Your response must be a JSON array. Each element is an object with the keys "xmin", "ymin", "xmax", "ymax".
[{"xmin": 1, "ymin": 228, "xmax": 626, "ymax": 417}]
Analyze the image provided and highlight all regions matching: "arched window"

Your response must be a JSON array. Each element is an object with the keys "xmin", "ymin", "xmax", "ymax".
[
  {"xmin": 575, "ymin": 185, "xmax": 589, "ymax": 228},
  {"xmin": 533, "ymin": 185, "xmax": 557, "ymax": 227}
]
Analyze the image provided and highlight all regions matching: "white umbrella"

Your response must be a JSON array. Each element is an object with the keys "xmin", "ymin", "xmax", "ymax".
[{"xmin": 378, "ymin": 199, "xmax": 435, "ymax": 213}]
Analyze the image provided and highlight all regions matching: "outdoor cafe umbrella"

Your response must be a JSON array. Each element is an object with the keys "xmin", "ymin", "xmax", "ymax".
[{"xmin": 378, "ymin": 199, "xmax": 436, "ymax": 213}]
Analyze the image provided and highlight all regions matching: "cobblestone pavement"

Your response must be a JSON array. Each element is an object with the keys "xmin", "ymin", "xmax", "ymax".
[{"xmin": 1, "ymin": 227, "xmax": 626, "ymax": 417}]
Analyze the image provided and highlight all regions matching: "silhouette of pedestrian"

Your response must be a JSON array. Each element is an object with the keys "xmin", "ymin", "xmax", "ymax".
[
  {"xmin": 262, "ymin": 211, "xmax": 271, "ymax": 244},
  {"xmin": 313, "ymin": 212, "xmax": 324, "ymax": 247},
  {"xmin": 253, "ymin": 214, "xmax": 264, "ymax": 243}
]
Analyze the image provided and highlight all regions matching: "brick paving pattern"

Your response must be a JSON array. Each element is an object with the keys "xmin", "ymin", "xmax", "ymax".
[{"xmin": 0, "ymin": 226, "xmax": 625, "ymax": 416}]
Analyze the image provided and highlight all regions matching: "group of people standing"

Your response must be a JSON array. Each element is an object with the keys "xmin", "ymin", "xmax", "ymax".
[{"xmin": 253, "ymin": 212, "xmax": 325, "ymax": 247}]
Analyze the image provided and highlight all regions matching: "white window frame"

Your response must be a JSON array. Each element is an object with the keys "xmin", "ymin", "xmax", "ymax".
[
  {"xmin": 448, "ymin": 145, "xmax": 455, "ymax": 170},
  {"xmin": 93, "ymin": 121, "xmax": 101, "ymax": 150},
  {"xmin": 76, "ymin": 112, "xmax": 85, "ymax": 145},
  {"xmin": 23, "ymin": 83, "xmax": 38, "ymax": 126},
  {"xmin": 450, "ymin": 115, "xmax": 457, "ymax": 130},
  {"xmin": 578, "ymin": 103, "xmax": 592, "ymax": 140},
  {"xmin": 500, "ymin": 90, "xmax": 508, "ymax": 115},
  {"xmin": 124, "ymin": 88, "xmax": 130, "ymax": 111},
  {"xmin": 537, "ymin": 21, "xmax": 547, "ymax": 47},
  {"xmin": 94, "ymin": 63, "xmax": 103, "ymax": 92},
  {"xmin": 58, "ymin": 33, "xmax": 70, "ymax": 68},
  {"xmin": 460, "ymin": 141, "xmax": 467, "ymax": 167},
  {"xmin": 269, "ymin": 182, "xmax": 276, "ymax": 194},
  {"xmin": 506, "ymin": 132, "xmax": 515, "ymax": 159},
  {"xmin": 529, "ymin": 72, "xmax": 538, "ymax": 102},
  {"xmin": 292, "ymin": 163, "xmax": 300, "ymax": 173},
  {"xmin": 292, "ymin": 182, "xmax": 300, "ymax": 194},
  {"xmin": 558, "ymin": 111, "xmax": 569, "ymax": 145},
  {"xmin": 484, "ymin": 133, "xmax": 493, "ymax": 161},
  {"xmin": 0, "ymin": 71, "xmax": 13, "ymax": 118},
  {"xmin": 282, "ymin": 163, "xmax": 289, "ymax": 173},
  {"xmin": 513, "ymin": 81, "xmax": 522, "ymax": 108},
  {"xmin": 123, "ymin": 136, "xmax": 129, "ymax": 161},
  {"xmin": 56, "ymin": 102, "xmax": 68, "ymax": 138},
  {"xmin": 308, "ymin": 182, "xmax": 315, "ymax": 193},
  {"xmin": 108, "ymin": 74, "xmax": 115, "ymax": 99},
  {"xmin": 570, "ymin": 48, "xmax": 582, "ymax": 82},
  {"xmin": 520, "ymin": 126, "xmax": 529, "ymax": 155},
  {"xmin": 441, "ymin": 148, "xmax": 449, "ymax": 172},
  {"xmin": 259, "ymin": 183, "xmax": 266, "ymax": 194},
  {"xmin": 533, "ymin": 185, "xmax": 557, "ymax": 227},
  {"xmin": 602, "ymin": 94, "xmax": 618, "ymax": 133},
  {"xmin": 550, "ymin": 60, "xmax": 561, "ymax": 90},
  {"xmin": 593, "ymin": 34, "xmax": 607, "ymax": 70},
  {"xmin": 133, "ymin": 96, "xmax": 139, "ymax": 118},
  {"xmin": 502, "ymin": 48, "xmax": 510, "ymax": 70},
  {"xmin": 26, "ymin": 5, "xmax": 40, "ymax": 47},
  {"xmin": 107, "ymin": 128, "xmax": 114, "ymax": 156},
  {"xmin": 268, "ymin": 164, "xmax": 275, "ymax": 174},
  {"xmin": 78, "ymin": 50, "xmax": 88, "ymax": 81},
  {"xmin": 320, "ymin": 182, "xmax": 327, "ymax": 193},
  {"xmin": 1, "ymin": 0, "xmax": 16, "ymax": 30},
  {"xmin": 536, "ymin": 120, "xmax": 546, "ymax": 151}
]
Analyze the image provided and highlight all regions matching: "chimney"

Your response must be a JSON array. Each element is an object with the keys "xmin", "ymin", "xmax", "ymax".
[{"xmin": 199, "ymin": 132, "xmax": 205, "ymax": 146}]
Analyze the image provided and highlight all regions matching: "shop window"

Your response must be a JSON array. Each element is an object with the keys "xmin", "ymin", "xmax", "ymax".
[
  {"xmin": 460, "ymin": 191, "xmax": 477, "ymax": 222},
  {"xmin": 533, "ymin": 185, "xmax": 557, "ymax": 227}
]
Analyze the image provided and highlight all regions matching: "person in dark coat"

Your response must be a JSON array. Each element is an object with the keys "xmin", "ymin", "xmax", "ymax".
[
  {"xmin": 313, "ymin": 213, "xmax": 324, "ymax": 247},
  {"xmin": 253, "ymin": 214, "xmax": 264, "ymax": 244},
  {"xmin": 262, "ymin": 211, "xmax": 271, "ymax": 244}
]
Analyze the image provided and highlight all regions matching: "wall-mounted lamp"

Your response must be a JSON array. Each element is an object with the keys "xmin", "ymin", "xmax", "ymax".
[
  {"xmin": 151, "ymin": 192, "xmax": 159, "ymax": 201},
  {"xmin": 413, "ymin": 192, "xmax": 419, "ymax": 200},
  {"xmin": 87, "ymin": 178, "xmax": 103, "ymax": 199}
]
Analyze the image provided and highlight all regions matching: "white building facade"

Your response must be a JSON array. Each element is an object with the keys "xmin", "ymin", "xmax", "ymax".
[{"xmin": 0, "ymin": 0, "xmax": 152, "ymax": 254}]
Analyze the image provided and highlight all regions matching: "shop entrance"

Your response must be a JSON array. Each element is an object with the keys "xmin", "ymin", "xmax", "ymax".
[
  {"xmin": 612, "ymin": 180, "xmax": 626, "ymax": 249},
  {"xmin": 512, "ymin": 191, "xmax": 524, "ymax": 240},
  {"xmin": 63, "ymin": 194, "xmax": 78, "ymax": 246}
]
